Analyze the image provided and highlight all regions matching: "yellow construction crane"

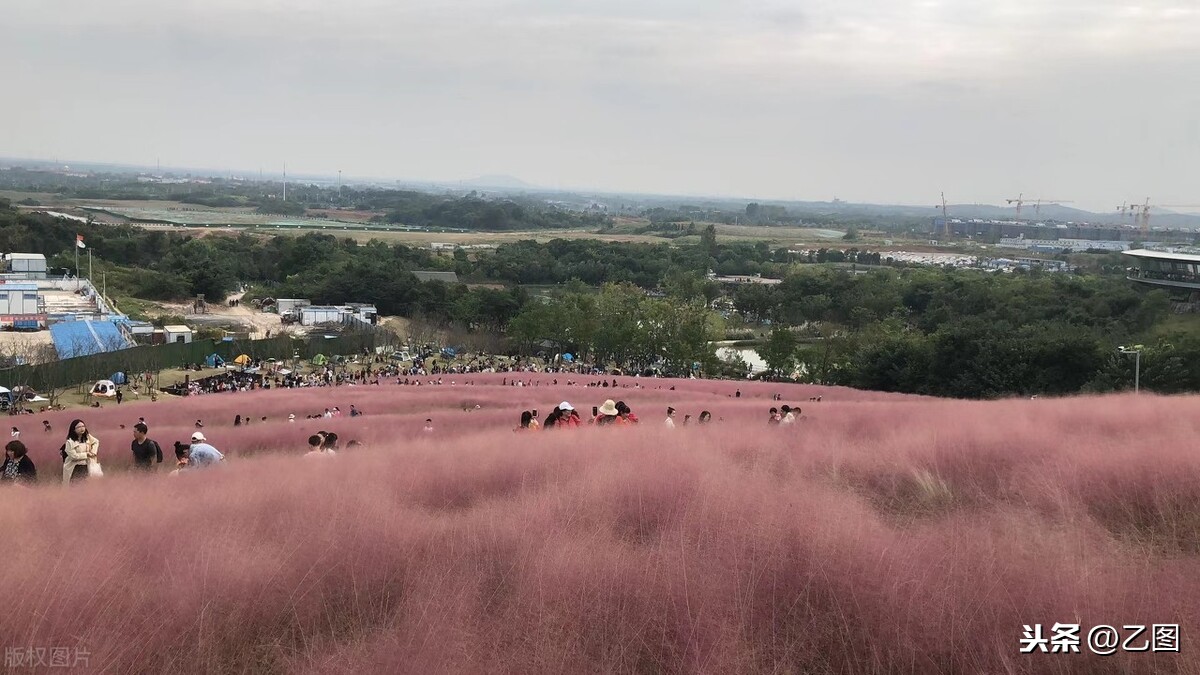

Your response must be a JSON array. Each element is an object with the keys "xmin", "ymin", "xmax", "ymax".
[
  {"xmin": 1005, "ymin": 194, "xmax": 1073, "ymax": 219},
  {"xmin": 1131, "ymin": 199, "xmax": 1200, "ymax": 234},
  {"xmin": 1128, "ymin": 198, "xmax": 1151, "ymax": 233}
]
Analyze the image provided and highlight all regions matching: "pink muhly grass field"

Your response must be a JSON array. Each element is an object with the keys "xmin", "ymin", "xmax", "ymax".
[{"xmin": 0, "ymin": 375, "xmax": 1197, "ymax": 674}]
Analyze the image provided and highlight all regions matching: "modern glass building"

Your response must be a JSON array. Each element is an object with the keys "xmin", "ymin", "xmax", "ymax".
[{"xmin": 1123, "ymin": 249, "xmax": 1200, "ymax": 290}]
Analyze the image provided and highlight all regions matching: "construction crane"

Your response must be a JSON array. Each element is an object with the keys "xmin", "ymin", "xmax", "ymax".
[
  {"xmin": 1032, "ymin": 198, "xmax": 1073, "ymax": 214},
  {"xmin": 1131, "ymin": 199, "xmax": 1200, "ymax": 235},
  {"xmin": 1005, "ymin": 193, "xmax": 1027, "ymax": 218},
  {"xmin": 1005, "ymin": 194, "xmax": 1073, "ymax": 218},
  {"xmin": 938, "ymin": 192, "xmax": 950, "ymax": 236},
  {"xmin": 1128, "ymin": 198, "xmax": 1151, "ymax": 234}
]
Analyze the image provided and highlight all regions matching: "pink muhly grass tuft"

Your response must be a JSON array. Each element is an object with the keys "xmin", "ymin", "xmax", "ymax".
[{"xmin": 0, "ymin": 382, "xmax": 1197, "ymax": 673}]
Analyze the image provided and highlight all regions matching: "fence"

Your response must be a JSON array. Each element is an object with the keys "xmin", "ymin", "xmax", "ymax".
[{"xmin": 0, "ymin": 329, "xmax": 395, "ymax": 393}]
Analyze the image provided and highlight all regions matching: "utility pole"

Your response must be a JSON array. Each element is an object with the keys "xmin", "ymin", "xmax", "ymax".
[
  {"xmin": 1118, "ymin": 345, "xmax": 1142, "ymax": 393},
  {"xmin": 283, "ymin": 162, "xmax": 287, "ymax": 202}
]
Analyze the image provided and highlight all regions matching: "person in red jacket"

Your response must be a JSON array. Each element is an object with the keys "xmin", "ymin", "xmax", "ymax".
[
  {"xmin": 556, "ymin": 402, "xmax": 581, "ymax": 428},
  {"xmin": 615, "ymin": 401, "xmax": 639, "ymax": 425},
  {"xmin": 595, "ymin": 400, "xmax": 621, "ymax": 426}
]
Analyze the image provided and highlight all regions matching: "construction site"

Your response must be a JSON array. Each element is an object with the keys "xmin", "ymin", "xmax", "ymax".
[{"xmin": 929, "ymin": 193, "xmax": 1200, "ymax": 249}]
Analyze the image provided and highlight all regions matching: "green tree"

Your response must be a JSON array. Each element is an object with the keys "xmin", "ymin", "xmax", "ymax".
[
  {"xmin": 760, "ymin": 325, "xmax": 800, "ymax": 377},
  {"xmin": 700, "ymin": 224, "xmax": 718, "ymax": 259}
]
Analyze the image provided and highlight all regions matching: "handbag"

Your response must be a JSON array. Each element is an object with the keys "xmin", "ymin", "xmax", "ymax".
[{"xmin": 87, "ymin": 460, "xmax": 104, "ymax": 478}]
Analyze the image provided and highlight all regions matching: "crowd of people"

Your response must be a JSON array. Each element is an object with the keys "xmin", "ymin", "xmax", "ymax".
[
  {"xmin": 0, "ymin": 363, "xmax": 818, "ymax": 489},
  {"xmin": 513, "ymin": 399, "xmax": 719, "ymax": 431},
  {"xmin": 0, "ymin": 418, "xmax": 234, "ymax": 487}
]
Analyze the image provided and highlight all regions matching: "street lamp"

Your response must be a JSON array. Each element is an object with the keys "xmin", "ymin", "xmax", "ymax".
[{"xmin": 1118, "ymin": 345, "xmax": 1143, "ymax": 393}]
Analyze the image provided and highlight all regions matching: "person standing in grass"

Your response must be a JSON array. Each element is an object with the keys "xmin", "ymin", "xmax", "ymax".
[
  {"xmin": 130, "ymin": 423, "xmax": 163, "ymax": 471},
  {"xmin": 1, "ymin": 440, "xmax": 36, "ymax": 485},
  {"xmin": 188, "ymin": 432, "xmax": 224, "ymax": 469},
  {"xmin": 305, "ymin": 434, "xmax": 335, "ymax": 457},
  {"xmin": 62, "ymin": 419, "xmax": 99, "ymax": 485},
  {"xmin": 780, "ymin": 405, "xmax": 795, "ymax": 425},
  {"xmin": 664, "ymin": 407, "xmax": 676, "ymax": 429},
  {"xmin": 168, "ymin": 442, "xmax": 189, "ymax": 476},
  {"xmin": 595, "ymin": 400, "xmax": 620, "ymax": 426},
  {"xmin": 551, "ymin": 402, "xmax": 580, "ymax": 428},
  {"xmin": 561, "ymin": 407, "xmax": 582, "ymax": 427},
  {"xmin": 615, "ymin": 401, "xmax": 639, "ymax": 425}
]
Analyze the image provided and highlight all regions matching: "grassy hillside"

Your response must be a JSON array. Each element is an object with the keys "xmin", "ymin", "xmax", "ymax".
[{"xmin": 0, "ymin": 375, "xmax": 1195, "ymax": 673}]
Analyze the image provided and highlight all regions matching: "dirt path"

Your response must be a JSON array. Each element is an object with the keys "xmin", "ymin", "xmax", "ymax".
[{"xmin": 161, "ymin": 292, "xmax": 288, "ymax": 339}]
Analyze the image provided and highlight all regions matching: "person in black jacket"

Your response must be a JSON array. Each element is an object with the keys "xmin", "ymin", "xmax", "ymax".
[
  {"xmin": 130, "ymin": 423, "xmax": 163, "ymax": 470},
  {"xmin": 1, "ymin": 440, "xmax": 36, "ymax": 485}
]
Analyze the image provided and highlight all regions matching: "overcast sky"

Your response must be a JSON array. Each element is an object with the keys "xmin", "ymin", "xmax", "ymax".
[{"xmin": 2, "ymin": 0, "xmax": 1198, "ymax": 210}]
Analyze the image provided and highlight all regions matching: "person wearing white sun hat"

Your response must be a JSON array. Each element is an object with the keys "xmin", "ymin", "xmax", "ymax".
[
  {"xmin": 544, "ymin": 402, "xmax": 580, "ymax": 428},
  {"xmin": 188, "ymin": 431, "xmax": 224, "ymax": 469},
  {"xmin": 595, "ymin": 399, "xmax": 620, "ymax": 426}
]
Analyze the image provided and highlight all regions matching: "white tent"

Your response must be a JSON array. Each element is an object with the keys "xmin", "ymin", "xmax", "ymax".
[{"xmin": 91, "ymin": 380, "xmax": 117, "ymax": 398}]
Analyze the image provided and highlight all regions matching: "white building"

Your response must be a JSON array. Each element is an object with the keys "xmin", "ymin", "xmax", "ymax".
[
  {"xmin": 0, "ymin": 284, "xmax": 41, "ymax": 315},
  {"xmin": 345, "ymin": 303, "xmax": 378, "ymax": 324},
  {"xmin": 300, "ymin": 306, "xmax": 346, "ymax": 326},
  {"xmin": 6, "ymin": 253, "xmax": 47, "ymax": 277},
  {"xmin": 163, "ymin": 325, "xmax": 194, "ymax": 344},
  {"xmin": 275, "ymin": 298, "xmax": 310, "ymax": 315}
]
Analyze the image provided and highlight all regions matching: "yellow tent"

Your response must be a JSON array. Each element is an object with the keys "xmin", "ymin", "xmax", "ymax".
[{"xmin": 233, "ymin": 354, "xmax": 252, "ymax": 366}]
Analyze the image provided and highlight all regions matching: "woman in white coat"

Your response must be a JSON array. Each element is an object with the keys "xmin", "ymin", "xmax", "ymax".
[{"xmin": 62, "ymin": 419, "xmax": 99, "ymax": 485}]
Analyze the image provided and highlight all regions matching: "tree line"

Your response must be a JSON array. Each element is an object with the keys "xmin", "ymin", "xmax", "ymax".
[
  {"xmin": 743, "ymin": 266, "xmax": 1182, "ymax": 396},
  {"xmin": 3, "ymin": 197, "xmax": 1193, "ymax": 397}
]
